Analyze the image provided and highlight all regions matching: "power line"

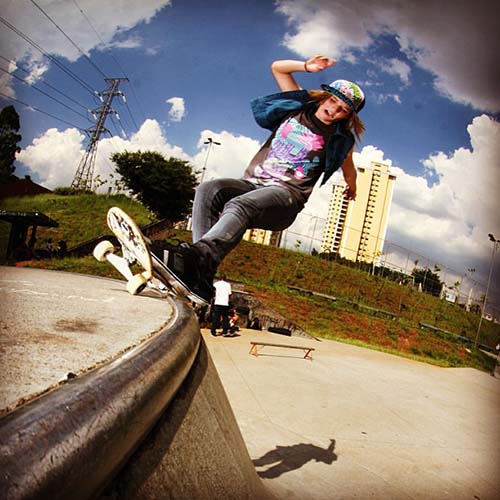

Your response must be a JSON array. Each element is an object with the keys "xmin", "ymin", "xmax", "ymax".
[
  {"xmin": 29, "ymin": 0, "xmax": 107, "ymax": 79},
  {"xmin": 109, "ymin": 114, "xmax": 126, "ymax": 139},
  {"xmin": 0, "ymin": 91, "xmax": 87, "ymax": 131},
  {"xmin": 0, "ymin": 54, "xmax": 89, "ymax": 111},
  {"xmin": 0, "ymin": 66, "xmax": 92, "ymax": 123},
  {"xmin": 0, "ymin": 15, "xmax": 97, "ymax": 96},
  {"xmin": 123, "ymin": 100, "xmax": 139, "ymax": 131},
  {"xmin": 71, "ymin": 0, "xmax": 146, "ymax": 126}
]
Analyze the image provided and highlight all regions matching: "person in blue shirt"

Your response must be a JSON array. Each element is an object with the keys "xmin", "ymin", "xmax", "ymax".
[{"xmin": 152, "ymin": 55, "xmax": 365, "ymax": 304}]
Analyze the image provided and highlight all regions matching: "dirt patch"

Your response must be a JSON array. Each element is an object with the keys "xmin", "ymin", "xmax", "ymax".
[{"xmin": 54, "ymin": 319, "xmax": 99, "ymax": 334}]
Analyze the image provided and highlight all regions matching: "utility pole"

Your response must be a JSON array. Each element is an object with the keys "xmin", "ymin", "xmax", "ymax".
[
  {"xmin": 474, "ymin": 234, "xmax": 499, "ymax": 348},
  {"xmin": 200, "ymin": 137, "xmax": 221, "ymax": 183},
  {"xmin": 71, "ymin": 78, "xmax": 128, "ymax": 191}
]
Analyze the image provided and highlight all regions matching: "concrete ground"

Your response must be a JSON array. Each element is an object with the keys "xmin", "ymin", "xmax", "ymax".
[
  {"xmin": 2, "ymin": 266, "xmax": 499, "ymax": 499},
  {"xmin": 0, "ymin": 266, "xmax": 174, "ymax": 414},
  {"xmin": 202, "ymin": 328, "xmax": 500, "ymax": 500}
]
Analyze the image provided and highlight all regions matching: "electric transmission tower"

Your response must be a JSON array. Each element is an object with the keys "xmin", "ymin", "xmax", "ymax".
[{"xmin": 71, "ymin": 77, "xmax": 128, "ymax": 191}]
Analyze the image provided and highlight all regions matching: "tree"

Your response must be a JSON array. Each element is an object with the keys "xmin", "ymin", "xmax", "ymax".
[
  {"xmin": 111, "ymin": 150, "xmax": 197, "ymax": 221},
  {"xmin": 412, "ymin": 267, "xmax": 443, "ymax": 297},
  {"xmin": 0, "ymin": 105, "xmax": 22, "ymax": 182}
]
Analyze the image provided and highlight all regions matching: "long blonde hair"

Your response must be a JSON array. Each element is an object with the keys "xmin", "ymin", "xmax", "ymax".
[{"xmin": 308, "ymin": 90, "xmax": 365, "ymax": 142}]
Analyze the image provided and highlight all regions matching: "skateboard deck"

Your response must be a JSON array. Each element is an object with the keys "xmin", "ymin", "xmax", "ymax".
[{"xmin": 93, "ymin": 207, "xmax": 207, "ymax": 305}]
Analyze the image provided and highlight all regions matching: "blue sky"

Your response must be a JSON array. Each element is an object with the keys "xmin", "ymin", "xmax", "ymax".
[{"xmin": 1, "ymin": 0, "xmax": 499, "ymax": 312}]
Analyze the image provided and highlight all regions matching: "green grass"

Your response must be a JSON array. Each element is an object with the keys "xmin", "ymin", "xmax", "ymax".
[
  {"xmin": 3, "ymin": 193, "xmax": 498, "ymax": 373},
  {"xmin": 0, "ymin": 193, "xmax": 156, "ymax": 250}
]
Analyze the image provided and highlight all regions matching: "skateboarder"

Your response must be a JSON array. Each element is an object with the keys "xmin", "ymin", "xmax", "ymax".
[{"xmin": 153, "ymin": 54, "xmax": 365, "ymax": 302}]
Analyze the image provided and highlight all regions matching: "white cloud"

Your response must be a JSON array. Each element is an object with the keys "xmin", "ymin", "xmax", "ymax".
[
  {"xmin": 372, "ymin": 93, "xmax": 402, "ymax": 105},
  {"xmin": 385, "ymin": 115, "xmax": 500, "ymax": 286},
  {"xmin": 108, "ymin": 35, "xmax": 144, "ymax": 50},
  {"xmin": 17, "ymin": 128, "xmax": 86, "ymax": 188},
  {"xmin": 0, "ymin": 72, "xmax": 15, "ymax": 98},
  {"xmin": 192, "ymin": 130, "xmax": 261, "ymax": 180},
  {"xmin": 23, "ymin": 57, "xmax": 50, "ymax": 86},
  {"xmin": 165, "ymin": 97, "xmax": 186, "ymax": 122},
  {"xmin": 380, "ymin": 58, "xmax": 411, "ymax": 86},
  {"xmin": 0, "ymin": 0, "xmax": 171, "ymax": 68},
  {"xmin": 15, "ymin": 118, "xmax": 189, "ymax": 190},
  {"xmin": 275, "ymin": 0, "xmax": 500, "ymax": 112}
]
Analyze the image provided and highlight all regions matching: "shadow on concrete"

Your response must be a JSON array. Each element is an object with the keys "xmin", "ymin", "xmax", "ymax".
[{"xmin": 253, "ymin": 439, "xmax": 338, "ymax": 478}]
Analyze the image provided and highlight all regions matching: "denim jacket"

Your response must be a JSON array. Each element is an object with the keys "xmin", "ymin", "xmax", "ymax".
[{"xmin": 250, "ymin": 90, "xmax": 354, "ymax": 185}]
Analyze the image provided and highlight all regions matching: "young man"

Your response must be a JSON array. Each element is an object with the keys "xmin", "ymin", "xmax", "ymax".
[
  {"xmin": 211, "ymin": 274, "xmax": 232, "ymax": 337},
  {"xmin": 154, "ymin": 54, "xmax": 365, "ymax": 304}
]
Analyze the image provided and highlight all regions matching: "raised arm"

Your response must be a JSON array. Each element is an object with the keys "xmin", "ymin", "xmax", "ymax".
[
  {"xmin": 341, "ymin": 148, "xmax": 357, "ymax": 200},
  {"xmin": 271, "ymin": 55, "xmax": 337, "ymax": 92}
]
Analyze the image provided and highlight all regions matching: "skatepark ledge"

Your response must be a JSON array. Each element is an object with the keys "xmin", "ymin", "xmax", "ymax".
[{"xmin": 0, "ymin": 268, "xmax": 271, "ymax": 500}]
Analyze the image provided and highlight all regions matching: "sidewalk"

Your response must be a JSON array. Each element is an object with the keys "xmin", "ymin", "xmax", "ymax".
[{"xmin": 202, "ymin": 328, "xmax": 500, "ymax": 500}]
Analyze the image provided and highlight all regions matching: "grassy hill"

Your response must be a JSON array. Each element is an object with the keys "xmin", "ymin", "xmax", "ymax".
[
  {"xmin": 2, "ymin": 193, "xmax": 498, "ymax": 372},
  {"xmin": 0, "ymin": 193, "xmax": 156, "ymax": 251}
]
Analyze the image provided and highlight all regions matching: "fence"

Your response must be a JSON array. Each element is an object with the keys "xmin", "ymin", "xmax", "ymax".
[{"xmin": 281, "ymin": 212, "xmax": 500, "ymax": 322}]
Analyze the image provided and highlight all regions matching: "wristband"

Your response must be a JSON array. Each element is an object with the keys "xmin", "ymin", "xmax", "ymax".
[{"xmin": 304, "ymin": 61, "xmax": 311, "ymax": 72}]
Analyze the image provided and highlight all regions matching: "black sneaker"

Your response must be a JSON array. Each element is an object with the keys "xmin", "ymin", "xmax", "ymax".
[{"xmin": 150, "ymin": 240, "xmax": 214, "ymax": 304}]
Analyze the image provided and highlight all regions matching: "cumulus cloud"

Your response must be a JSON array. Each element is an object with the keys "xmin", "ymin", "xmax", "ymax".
[
  {"xmin": 191, "ymin": 130, "xmax": 261, "ymax": 180},
  {"xmin": 16, "ymin": 118, "xmax": 189, "ymax": 190},
  {"xmin": 275, "ymin": 0, "xmax": 500, "ymax": 112},
  {"xmin": 17, "ymin": 127, "xmax": 86, "ymax": 188},
  {"xmin": 383, "ymin": 115, "xmax": 500, "ymax": 289},
  {"xmin": 15, "ymin": 119, "xmax": 259, "ymax": 193},
  {"xmin": 0, "ymin": 72, "xmax": 15, "ymax": 98},
  {"xmin": 108, "ymin": 35, "xmax": 144, "ymax": 50},
  {"xmin": 165, "ymin": 97, "xmax": 186, "ymax": 122},
  {"xmin": 380, "ymin": 58, "xmax": 411, "ymax": 86},
  {"xmin": 0, "ymin": 0, "xmax": 171, "ymax": 96}
]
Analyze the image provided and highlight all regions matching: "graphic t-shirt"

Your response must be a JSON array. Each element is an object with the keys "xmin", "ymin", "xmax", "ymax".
[{"xmin": 244, "ymin": 107, "xmax": 334, "ymax": 203}]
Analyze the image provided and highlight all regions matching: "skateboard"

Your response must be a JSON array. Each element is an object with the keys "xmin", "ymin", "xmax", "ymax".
[{"xmin": 93, "ymin": 207, "xmax": 207, "ymax": 305}]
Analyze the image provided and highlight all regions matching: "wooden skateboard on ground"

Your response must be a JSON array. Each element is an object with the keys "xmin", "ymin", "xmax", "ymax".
[{"xmin": 93, "ymin": 207, "xmax": 207, "ymax": 306}]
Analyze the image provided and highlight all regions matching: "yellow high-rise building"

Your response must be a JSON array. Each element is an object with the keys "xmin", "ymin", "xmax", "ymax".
[
  {"xmin": 243, "ymin": 228, "xmax": 282, "ymax": 247},
  {"xmin": 321, "ymin": 161, "xmax": 396, "ymax": 264}
]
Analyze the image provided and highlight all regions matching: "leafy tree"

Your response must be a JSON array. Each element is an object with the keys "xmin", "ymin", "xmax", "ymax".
[
  {"xmin": 412, "ymin": 267, "xmax": 443, "ymax": 297},
  {"xmin": 0, "ymin": 105, "xmax": 22, "ymax": 182},
  {"xmin": 111, "ymin": 150, "xmax": 197, "ymax": 221}
]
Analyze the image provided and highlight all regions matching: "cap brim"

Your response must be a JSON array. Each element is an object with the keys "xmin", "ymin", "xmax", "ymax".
[
  {"xmin": 321, "ymin": 84, "xmax": 364, "ymax": 113},
  {"xmin": 320, "ymin": 84, "xmax": 354, "ymax": 111}
]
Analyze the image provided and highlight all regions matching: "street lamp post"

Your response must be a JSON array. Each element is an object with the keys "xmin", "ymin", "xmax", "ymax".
[
  {"xmin": 474, "ymin": 233, "xmax": 499, "ymax": 348},
  {"xmin": 200, "ymin": 137, "xmax": 221, "ymax": 183}
]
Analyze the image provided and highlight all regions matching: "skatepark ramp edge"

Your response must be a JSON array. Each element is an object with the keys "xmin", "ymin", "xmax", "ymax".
[{"xmin": 0, "ymin": 296, "xmax": 270, "ymax": 499}]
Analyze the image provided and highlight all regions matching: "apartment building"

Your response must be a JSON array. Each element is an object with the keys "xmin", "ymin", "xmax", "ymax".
[
  {"xmin": 243, "ymin": 228, "xmax": 282, "ymax": 248},
  {"xmin": 321, "ymin": 161, "xmax": 396, "ymax": 264}
]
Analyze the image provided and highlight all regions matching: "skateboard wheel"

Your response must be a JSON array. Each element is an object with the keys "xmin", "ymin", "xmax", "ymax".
[
  {"xmin": 127, "ymin": 273, "xmax": 148, "ymax": 295},
  {"xmin": 94, "ymin": 240, "xmax": 115, "ymax": 262}
]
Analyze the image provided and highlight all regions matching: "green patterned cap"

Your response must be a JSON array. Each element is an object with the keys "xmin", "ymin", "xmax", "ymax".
[{"xmin": 321, "ymin": 79, "xmax": 365, "ymax": 112}]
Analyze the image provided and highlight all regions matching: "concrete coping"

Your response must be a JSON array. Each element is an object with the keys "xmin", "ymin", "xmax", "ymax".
[{"xmin": 0, "ymin": 295, "xmax": 201, "ymax": 500}]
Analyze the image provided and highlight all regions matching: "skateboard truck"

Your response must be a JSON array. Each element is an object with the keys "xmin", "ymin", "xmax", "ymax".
[{"xmin": 93, "ymin": 240, "xmax": 151, "ymax": 295}]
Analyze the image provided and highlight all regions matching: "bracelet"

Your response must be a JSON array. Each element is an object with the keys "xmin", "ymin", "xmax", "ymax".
[{"xmin": 304, "ymin": 61, "xmax": 311, "ymax": 72}]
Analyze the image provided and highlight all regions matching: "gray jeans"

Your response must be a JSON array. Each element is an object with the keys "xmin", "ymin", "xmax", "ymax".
[{"xmin": 192, "ymin": 178, "xmax": 302, "ymax": 265}]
